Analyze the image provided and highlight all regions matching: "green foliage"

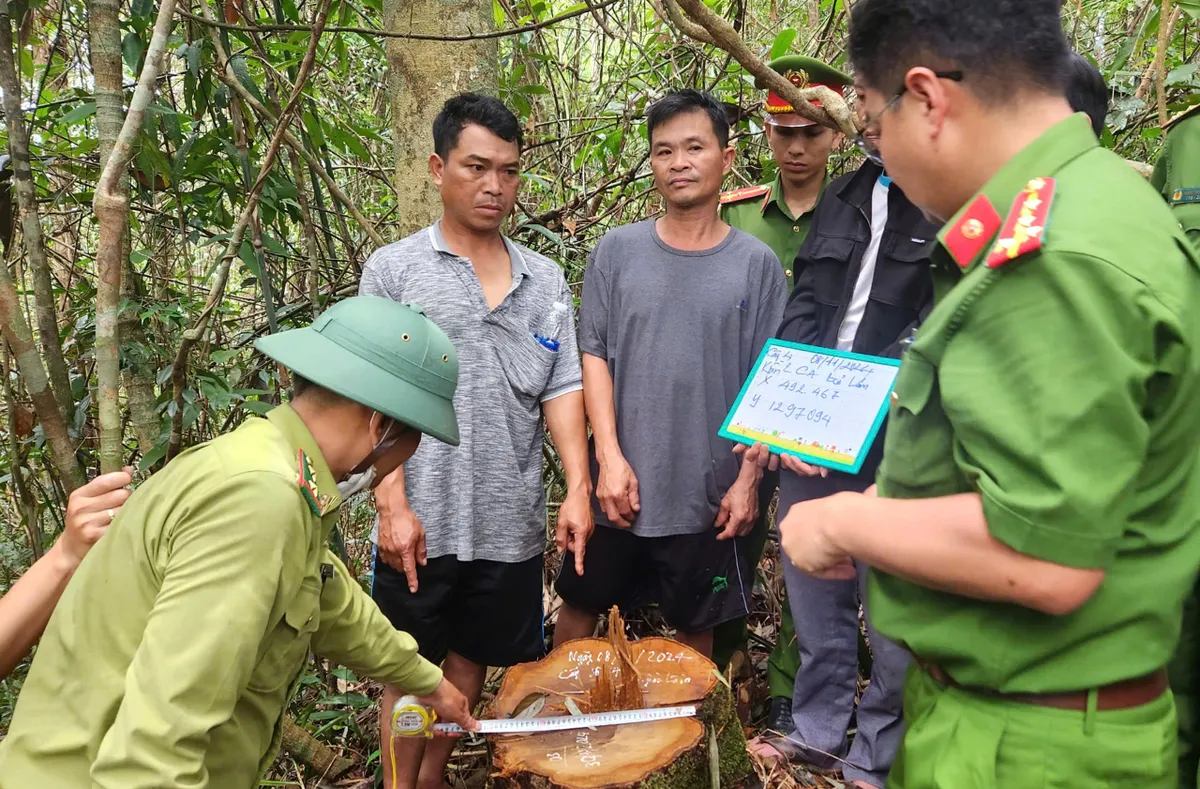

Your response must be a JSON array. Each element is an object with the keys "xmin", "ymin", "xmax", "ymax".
[{"xmin": 0, "ymin": 0, "xmax": 1195, "ymax": 778}]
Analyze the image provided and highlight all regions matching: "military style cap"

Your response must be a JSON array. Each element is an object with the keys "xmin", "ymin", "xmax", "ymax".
[
  {"xmin": 256, "ymin": 296, "xmax": 461, "ymax": 445},
  {"xmin": 759, "ymin": 55, "xmax": 852, "ymax": 128}
]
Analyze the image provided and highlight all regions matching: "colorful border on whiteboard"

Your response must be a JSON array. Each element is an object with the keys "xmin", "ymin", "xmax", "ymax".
[{"xmin": 717, "ymin": 338, "xmax": 901, "ymax": 475}]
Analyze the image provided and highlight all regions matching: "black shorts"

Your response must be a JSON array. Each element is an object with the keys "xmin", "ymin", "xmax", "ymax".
[
  {"xmin": 371, "ymin": 550, "xmax": 546, "ymax": 667},
  {"xmin": 555, "ymin": 525, "xmax": 752, "ymax": 633}
]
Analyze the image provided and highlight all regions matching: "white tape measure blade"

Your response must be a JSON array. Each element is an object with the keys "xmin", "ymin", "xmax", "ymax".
[{"xmin": 434, "ymin": 704, "xmax": 698, "ymax": 736}]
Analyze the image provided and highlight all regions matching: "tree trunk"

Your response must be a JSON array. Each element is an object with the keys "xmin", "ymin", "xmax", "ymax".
[
  {"xmin": 0, "ymin": 0, "xmax": 74, "ymax": 422},
  {"xmin": 90, "ymin": 0, "xmax": 161, "ymax": 461},
  {"xmin": 385, "ymin": 0, "xmax": 497, "ymax": 238},
  {"xmin": 93, "ymin": 0, "xmax": 179, "ymax": 472},
  {"xmin": 0, "ymin": 265, "xmax": 83, "ymax": 490},
  {"xmin": 491, "ymin": 610, "xmax": 750, "ymax": 789}
]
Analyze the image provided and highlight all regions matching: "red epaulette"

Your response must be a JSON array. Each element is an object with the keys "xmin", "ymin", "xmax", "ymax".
[
  {"xmin": 719, "ymin": 184, "xmax": 771, "ymax": 205},
  {"xmin": 943, "ymin": 194, "xmax": 1001, "ymax": 269},
  {"xmin": 985, "ymin": 177, "xmax": 1056, "ymax": 269}
]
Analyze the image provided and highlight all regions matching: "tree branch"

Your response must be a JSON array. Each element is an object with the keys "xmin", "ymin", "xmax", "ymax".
[
  {"xmin": 658, "ymin": 0, "xmax": 712, "ymax": 44},
  {"xmin": 175, "ymin": 0, "xmax": 620, "ymax": 41},
  {"xmin": 200, "ymin": 9, "xmax": 385, "ymax": 248},
  {"xmin": 1154, "ymin": 0, "xmax": 1174, "ymax": 126},
  {"xmin": 668, "ymin": 0, "xmax": 859, "ymax": 137},
  {"xmin": 168, "ymin": 0, "xmax": 333, "ymax": 458}
]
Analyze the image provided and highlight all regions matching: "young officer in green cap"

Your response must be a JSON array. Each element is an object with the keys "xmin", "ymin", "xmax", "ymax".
[
  {"xmin": 0, "ymin": 296, "xmax": 478, "ymax": 789},
  {"xmin": 776, "ymin": 0, "xmax": 1200, "ymax": 786},
  {"xmin": 713, "ymin": 53, "xmax": 852, "ymax": 733},
  {"xmin": 1154, "ymin": 99, "xmax": 1200, "ymax": 789},
  {"xmin": 719, "ymin": 54, "xmax": 852, "ymax": 287}
]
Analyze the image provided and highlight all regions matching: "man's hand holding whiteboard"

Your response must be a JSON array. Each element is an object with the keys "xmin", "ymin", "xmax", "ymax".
[{"xmin": 719, "ymin": 339, "xmax": 901, "ymax": 475}]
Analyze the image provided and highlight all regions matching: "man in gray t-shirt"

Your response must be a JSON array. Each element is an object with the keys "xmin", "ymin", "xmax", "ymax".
[{"xmin": 554, "ymin": 90, "xmax": 785, "ymax": 657}]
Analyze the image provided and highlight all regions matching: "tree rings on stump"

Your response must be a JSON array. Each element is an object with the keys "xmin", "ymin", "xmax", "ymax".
[{"xmin": 491, "ymin": 625, "xmax": 750, "ymax": 789}]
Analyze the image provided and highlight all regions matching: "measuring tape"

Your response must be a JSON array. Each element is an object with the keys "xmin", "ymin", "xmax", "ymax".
[{"xmin": 391, "ymin": 696, "xmax": 698, "ymax": 738}]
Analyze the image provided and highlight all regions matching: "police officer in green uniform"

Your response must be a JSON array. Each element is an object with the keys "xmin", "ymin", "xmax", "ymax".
[
  {"xmin": 777, "ymin": 1, "xmax": 1200, "ymax": 786},
  {"xmin": 714, "ymin": 54, "xmax": 853, "ymax": 730},
  {"xmin": 720, "ymin": 56, "xmax": 852, "ymax": 286},
  {"xmin": 1152, "ymin": 102, "xmax": 1200, "ymax": 244},
  {"xmin": 1154, "ymin": 99, "xmax": 1200, "ymax": 789},
  {"xmin": 0, "ymin": 296, "xmax": 479, "ymax": 789}
]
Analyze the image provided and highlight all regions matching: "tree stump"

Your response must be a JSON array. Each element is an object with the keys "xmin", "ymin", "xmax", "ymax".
[{"xmin": 490, "ymin": 609, "xmax": 750, "ymax": 789}]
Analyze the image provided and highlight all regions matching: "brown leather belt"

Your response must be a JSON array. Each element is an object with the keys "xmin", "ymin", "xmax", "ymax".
[{"xmin": 916, "ymin": 658, "xmax": 1168, "ymax": 712}]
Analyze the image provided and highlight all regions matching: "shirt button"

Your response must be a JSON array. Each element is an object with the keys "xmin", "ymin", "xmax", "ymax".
[
  {"xmin": 792, "ymin": 226, "xmax": 800, "ymax": 233},
  {"xmin": 785, "ymin": 269, "xmax": 793, "ymax": 278}
]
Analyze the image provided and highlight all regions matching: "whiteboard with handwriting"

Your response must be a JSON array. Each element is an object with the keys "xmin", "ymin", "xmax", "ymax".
[{"xmin": 719, "ymin": 339, "xmax": 901, "ymax": 474}]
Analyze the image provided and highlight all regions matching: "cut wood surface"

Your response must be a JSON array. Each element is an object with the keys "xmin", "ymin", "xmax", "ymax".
[{"xmin": 491, "ymin": 610, "xmax": 750, "ymax": 789}]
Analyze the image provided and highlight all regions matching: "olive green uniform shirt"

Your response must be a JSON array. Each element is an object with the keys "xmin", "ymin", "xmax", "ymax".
[
  {"xmin": 0, "ymin": 405, "xmax": 441, "ymax": 789},
  {"xmin": 1151, "ymin": 106, "xmax": 1200, "ymax": 245},
  {"xmin": 869, "ymin": 114, "xmax": 1200, "ymax": 693},
  {"xmin": 720, "ymin": 172, "xmax": 824, "ymax": 287}
]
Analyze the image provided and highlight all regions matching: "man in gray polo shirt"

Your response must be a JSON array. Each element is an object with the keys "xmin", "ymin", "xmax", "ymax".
[
  {"xmin": 360, "ymin": 93, "xmax": 591, "ymax": 789},
  {"xmin": 554, "ymin": 90, "xmax": 786, "ymax": 658}
]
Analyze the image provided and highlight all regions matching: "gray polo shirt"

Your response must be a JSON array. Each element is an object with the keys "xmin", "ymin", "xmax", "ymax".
[{"xmin": 360, "ymin": 223, "xmax": 583, "ymax": 562}]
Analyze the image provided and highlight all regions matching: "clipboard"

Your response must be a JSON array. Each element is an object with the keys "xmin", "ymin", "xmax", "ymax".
[{"xmin": 719, "ymin": 339, "xmax": 901, "ymax": 474}]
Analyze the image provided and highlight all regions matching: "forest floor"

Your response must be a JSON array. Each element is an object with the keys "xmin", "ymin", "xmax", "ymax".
[{"xmin": 298, "ymin": 496, "xmax": 862, "ymax": 789}]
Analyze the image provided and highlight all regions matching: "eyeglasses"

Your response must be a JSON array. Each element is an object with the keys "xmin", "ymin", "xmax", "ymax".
[{"xmin": 853, "ymin": 71, "xmax": 964, "ymax": 166}]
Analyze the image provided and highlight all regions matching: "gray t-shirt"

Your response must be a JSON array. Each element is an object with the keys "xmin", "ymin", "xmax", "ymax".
[
  {"xmin": 360, "ymin": 223, "xmax": 583, "ymax": 562},
  {"xmin": 580, "ymin": 220, "xmax": 786, "ymax": 537}
]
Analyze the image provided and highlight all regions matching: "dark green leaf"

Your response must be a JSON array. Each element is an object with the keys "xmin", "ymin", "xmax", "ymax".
[
  {"xmin": 139, "ymin": 441, "xmax": 168, "ymax": 471},
  {"xmin": 1166, "ymin": 64, "xmax": 1198, "ymax": 87},
  {"xmin": 173, "ymin": 133, "xmax": 199, "ymax": 180},
  {"xmin": 122, "ymin": 31, "xmax": 145, "ymax": 74},
  {"xmin": 517, "ymin": 222, "xmax": 565, "ymax": 250},
  {"xmin": 188, "ymin": 41, "xmax": 202, "ymax": 78},
  {"xmin": 239, "ymin": 239, "xmax": 260, "ymax": 275},
  {"xmin": 230, "ymin": 56, "xmax": 266, "ymax": 104},
  {"xmin": 60, "ymin": 102, "xmax": 96, "ymax": 125}
]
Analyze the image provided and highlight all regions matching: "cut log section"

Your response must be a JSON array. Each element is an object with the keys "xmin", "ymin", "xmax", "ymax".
[{"xmin": 491, "ymin": 610, "xmax": 750, "ymax": 789}]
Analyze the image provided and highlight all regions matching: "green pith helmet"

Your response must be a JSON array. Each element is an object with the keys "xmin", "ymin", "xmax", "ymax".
[
  {"xmin": 256, "ymin": 296, "xmax": 460, "ymax": 446},
  {"xmin": 759, "ymin": 55, "xmax": 853, "ymax": 128}
]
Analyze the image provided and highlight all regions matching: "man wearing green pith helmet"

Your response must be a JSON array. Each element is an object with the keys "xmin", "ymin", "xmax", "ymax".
[
  {"xmin": 0, "ymin": 296, "xmax": 479, "ymax": 789},
  {"xmin": 715, "ymin": 53, "xmax": 852, "ymax": 736}
]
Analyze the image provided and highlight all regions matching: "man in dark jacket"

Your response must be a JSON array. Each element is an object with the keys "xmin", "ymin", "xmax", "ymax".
[{"xmin": 747, "ymin": 155, "xmax": 937, "ymax": 789}]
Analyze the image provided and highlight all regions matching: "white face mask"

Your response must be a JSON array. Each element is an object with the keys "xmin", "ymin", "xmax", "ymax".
[
  {"xmin": 336, "ymin": 413, "xmax": 395, "ymax": 500},
  {"xmin": 336, "ymin": 466, "xmax": 377, "ymax": 499}
]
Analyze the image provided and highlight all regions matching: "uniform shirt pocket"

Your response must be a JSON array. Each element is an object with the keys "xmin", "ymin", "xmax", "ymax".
[
  {"xmin": 247, "ymin": 579, "xmax": 322, "ymax": 693},
  {"xmin": 877, "ymin": 352, "xmax": 967, "ymax": 498}
]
